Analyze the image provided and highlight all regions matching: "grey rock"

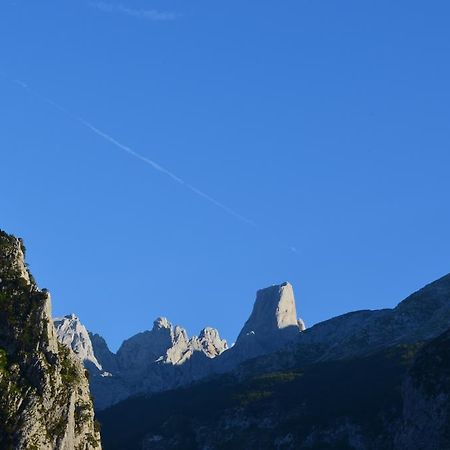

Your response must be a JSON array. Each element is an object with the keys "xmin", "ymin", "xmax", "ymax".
[
  {"xmin": 58, "ymin": 315, "xmax": 228, "ymax": 409},
  {"xmin": 0, "ymin": 230, "xmax": 101, "ymax": 449},
  {"xmin": 90, "ymin": 332, "xmax": 118, "ymax": 374},
  {"xmin": 54, "ymin": 314, "xmax": 103, "ymax": 372},
  {"xmin": 216, "ymin": 282, "xmax": 303, "ymax": 370},
  {"xmin": 57, "ymin": 281, "xmax": 305, "ymax": 410}
]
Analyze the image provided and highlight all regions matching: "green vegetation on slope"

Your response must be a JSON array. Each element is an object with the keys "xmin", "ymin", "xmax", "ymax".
[
  {"xmin": 0, "ymin": 230, "xmax": 101, "ymax": 449},
  {"xmin": 99, "ymin": 343, "xmax": 422, "ymax": 450}
]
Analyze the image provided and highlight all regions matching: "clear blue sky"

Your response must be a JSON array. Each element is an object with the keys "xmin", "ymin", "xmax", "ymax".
[{"xmin": 1, "ymin": 1, "xmax": 449, "ymax": 351}]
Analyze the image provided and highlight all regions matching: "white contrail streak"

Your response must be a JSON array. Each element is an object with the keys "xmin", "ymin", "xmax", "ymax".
[{"xmin": 11, "ymin": 79, "xmax": 255, "ymax": 226}]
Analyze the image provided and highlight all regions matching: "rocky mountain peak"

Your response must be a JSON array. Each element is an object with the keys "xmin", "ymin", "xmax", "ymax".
[
  {"xmin": 197, "ymin": 327, "xmax": 228, "ymax": 357},
  {"xmin": 53, "ymin": 280, "xmax": 306, "ymax": 410},
  {"xmin": 237, "ymin": 281, "xmax": 300, "ymax": 343},
  {"xmin": 54, "ymin": 314, "xmax": 103, "ymax": 371},
  {"xmin": 153, "ymin": 316, "xmax": 171, "ymax": 330},
  {"xmin": 214, "ymin": 282, "xmax": 303, "ymax": 371}
]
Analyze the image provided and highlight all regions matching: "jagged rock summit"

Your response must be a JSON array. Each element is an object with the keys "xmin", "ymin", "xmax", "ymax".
[
  {"xmin": 237, "ymin": 282, "xmax": 300, "ymax": 344},
  {"xmin": 55, "ymin": 314, "xmax": 229, "ymax": 409},
  {"xmin": 0, "ymin": 230, "xmax": 101, "ymax": 449},
  {"xmin": 55, "ymin": 282, "xmax": 304, "ymax": 410},
  {"xmin": 216, "ymin": 282, "xmax": 304, "ymax": 370},
  {"xmin": 116, "ymin": 315, "xmax": 228, "ymax": 369},
  {"xmin": 54, "ymin": 314, "xmax": 103, "ymax": 372}
]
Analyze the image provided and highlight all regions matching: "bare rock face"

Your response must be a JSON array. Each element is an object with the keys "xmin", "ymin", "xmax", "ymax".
[
  {"xmin": 237, "ymin": 282, "xmax": 300, "ymax": 343},
  {"xmin": 0, "ymin": 230, "xmax": 101, "ymax": 449},
  {"xmin": 114, "ymin": 316, "xmax": 228, "ymax": 387},
  {"xmin": 56, "ymin": 314, "xmax": 228, "ymax": 410},
  {"xmin": 54, "ymin": 314, "xmax": 103, "ymax": 372},
  {"xmin": 89, "ymin": 333, "xmax": 118, "ymax": 374},
  {"xmin": 195, "ymin": 327, "xmax": 228, "ymax": 357},
  {"xmin": 116, "ymin": 317, "xmax": 189, "ymax": 369},
  {"xmin": 217, "ymin": 282, "xmax": 303, "ymax": 370},
  {"xmin": 56, "ymin": 282, "xmax": 305, "ymax": 410},
  {"xmin": 297, "ymin": 318, "xmax": 306, "ymax": 331}
]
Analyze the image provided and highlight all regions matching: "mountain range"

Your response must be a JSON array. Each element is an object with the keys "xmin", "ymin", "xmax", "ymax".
[
  {"xmin": 97, "ymin": 273, "xmax": 450, "ymax": 450},
  {"xmin": 53, "ymin": 282, "xmax": 305, "ymax": 410},
  {"xmin": 2, "ymin": 228, "xmax": 450, "ymax": 449}
]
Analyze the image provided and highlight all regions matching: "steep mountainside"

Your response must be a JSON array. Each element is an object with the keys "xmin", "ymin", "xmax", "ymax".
[
  {"xmin": 55, "ymin": 315, "xmax": 229, "ymax": 410},
  {"xmin": 56, "ymin": 283, "xmax": 304, "ymax": 410},
  {"xmin": 54, "ymin": 314, "xmax": 103, "ymax": 372},
  {"xmin": 216, "ymin": 282, "xmax": 303, "ymax": 371},
  {"xmin": 235, "ymin": 273, "xmax": 450, "ymax": 379},
  {"xmin": 299, "ymin": 273, "xmax": 450, "ymax": 357},
  {"xmin": 97, "ymin": 273, "xmax": 450, "ymax": 450},
  {"xmin": 98, "ymin": 342, "xmax": 421, "ymax": 449},
  {"xmin": 0, "ymin": 230, "xmax": 101, "ymax": 450},
  {"xmin": 395, "ymin": 328, "xmax": 450, "ymax": 449},
  {"xmin": 99, "ymin": 328, "xmax": 450, "ymax": 450},
  {"xmin": 58, "ymin": 274, "xmax": 450, "ymax": 413}
]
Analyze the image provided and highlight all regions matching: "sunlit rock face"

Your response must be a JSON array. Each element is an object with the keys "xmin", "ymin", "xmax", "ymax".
[
  {"xmin": 194, "ymin": 327, "xmax": 228, "ymax": 357},
  {"xmin": 56, "ymin": 314, "xmax": 229, "ymax": 410},
  {"xmin": 54, "ymin": 314, "xmax": 103, "ymax": 372},
  {"xmin": 55, "ymin": 281, "xmax": 305, "ymax": 410},
  {"xmin": 216, "ymin": 282, "xmax": 304, "ymax": 371},
  {"xmin": 237, "ymin": 282, "xmax": 300, "ymax": 344},
  {"xmin": 0, "ymin": 230, "xmax": 101, "ymax": 449},
  {"xmin": 115, "ymin": 316, "xmax": 228, "ymax": 370}
]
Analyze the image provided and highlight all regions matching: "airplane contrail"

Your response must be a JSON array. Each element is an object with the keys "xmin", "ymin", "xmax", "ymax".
[{"xmin": 10, "ymin": 78, "xmax": 256, "ymax": 226}]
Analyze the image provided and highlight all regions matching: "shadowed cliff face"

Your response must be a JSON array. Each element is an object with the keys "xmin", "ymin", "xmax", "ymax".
[
  {"xmin": 213, "ymin": 282, "xmax": 303, "ymax": 373},
  {"xmin": 0, "ymin": 230, "xmax": 101, "ymax": 450},
  {"xmin": 235, "ymin": 283, "xmax": 300, "ymax": 350}
]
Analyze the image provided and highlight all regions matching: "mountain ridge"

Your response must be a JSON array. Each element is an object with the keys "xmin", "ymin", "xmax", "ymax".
[
  {"xmin": 55, "ymin": 281, "xmax": 305, "ymax": 410},
  {"xmin": 96, "ymin": 272, "xmax": 450, "ymax": 449},
  {"xmin": 55, "ymin": 273, "xmax": 450, "ymax": 412}
]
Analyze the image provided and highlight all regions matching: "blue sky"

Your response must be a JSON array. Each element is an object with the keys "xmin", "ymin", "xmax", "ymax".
[{"xmin": 1, "ymin": 1, "xmax": 449, "ymax": 350}]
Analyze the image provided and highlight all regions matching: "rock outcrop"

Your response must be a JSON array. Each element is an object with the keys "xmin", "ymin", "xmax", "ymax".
[
  {"xmin": 234, "ymin": 273, "xmax": 450, "ymax": 382},
  {"xmin": 54, "ymin": 314, "xmax": 103, "ymax": 372},
  {"xmin": 97, "ymin": 275, "xmax": 450, "ymax": 450},
  {"xmin": 56, "ymin": 281, "xmax": 306, "ymax": 410},
  {"xmin": 56, "ymin": 282, "xmax": 306, "ymax": 410},
  {"xmin": 89, "ymin": 333, "xmax": 117, "ymax": 374},
  {"xmin": 216, "ymin": 282, "xmax": 304, "ymax": 370},
  {"xmin": 0, "ymin": 230, "xmax": 101, "ymax": 449},
  {"xmin": 56, "ymin": 315, "xmax": 228, "ymax": 410}
]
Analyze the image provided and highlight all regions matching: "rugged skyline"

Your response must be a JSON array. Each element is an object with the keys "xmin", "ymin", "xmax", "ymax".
[{"xmin": 2, "ymin": 1, "xmax": 450, "ymax": 351}]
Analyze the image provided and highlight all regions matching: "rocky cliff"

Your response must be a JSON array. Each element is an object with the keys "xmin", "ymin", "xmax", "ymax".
[
  {"xmin": 0, "ymin": 230, "xmax": 101, "ymax": 450},
  {"xmin": 54, "ymin": 314, "xmax": 103, "ymax": 372},
  {"xmin": 97, "ymin": 273, "xmax": 450, "ymax": 449},
  {"xmin": 55, "ymin": 315, "xmax": 229, "ymax": 410},
  {"xmin": 57, "ymin": 274, "xmax": 450, "ymax": 415},
  {"xmin": 216, "ymin": 282, "xmax": 303, "ymax": 371},
  {"xmin": 233, "ymin": 273, "xmax": 450, "ymax": 380},
  {"xmin": 56, "ymin": 282, "xmax": 304, "ymax": 410},
  {"xmin": 98, "ymin": 346, "xmax": 408, "ymax": 449}
]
